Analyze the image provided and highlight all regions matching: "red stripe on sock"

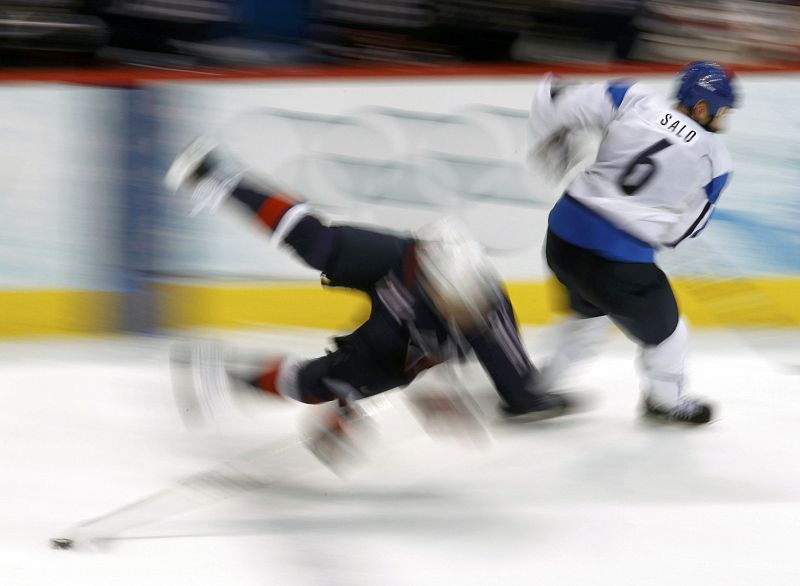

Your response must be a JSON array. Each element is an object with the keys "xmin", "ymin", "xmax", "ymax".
[
  {"xmin": 256, "ymin": 362, "xmax": 282, "ymax": 397},
  {"xmin": 256, "ymin": 194, "xmax": 295, "ymax": 230}
]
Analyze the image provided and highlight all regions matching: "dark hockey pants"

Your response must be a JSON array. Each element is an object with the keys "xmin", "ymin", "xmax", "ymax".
[{"xmin": 545, "ymin": 229, "xmax": 679, "ymax": 346}]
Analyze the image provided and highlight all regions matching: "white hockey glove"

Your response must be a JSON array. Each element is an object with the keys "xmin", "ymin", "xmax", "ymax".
[
  {"xmin": 527, "ymin": 128, "xmax": 574, "ymax": 182},
  {"xmin": 526, "ymin": 74, "xmax": 596, "ymax": 186}
]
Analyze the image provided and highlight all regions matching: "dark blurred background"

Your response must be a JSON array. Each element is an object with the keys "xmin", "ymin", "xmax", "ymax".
[{"xmin": 1, "ymin": 0, "xmax": 798, "ymax": 69}]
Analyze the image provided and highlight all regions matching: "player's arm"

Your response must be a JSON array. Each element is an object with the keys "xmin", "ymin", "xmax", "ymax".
[
  {"xmin": 665, "ymin": 142, "xmax": 733, "ymax": 247},
  {"xmin": 663, "ymin": 172, "xmax": 731, "ymax": 247},
  {"xmin": 690, "ymin": 172, "xmax": 731, "ymax": 238},
  {"xmin": 526, "ymin": 74, "xmax": 628, "ymax": 179}
]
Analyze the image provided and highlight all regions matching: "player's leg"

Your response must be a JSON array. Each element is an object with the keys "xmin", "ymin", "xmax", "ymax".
[
  {"xmin": 233, "ymin": 187, "xmax": 414, "ymax": 291},
  {"xmin": 577, "ymin": 258, "xmax": 711, "ymax": 422},
  {"xmin": 172, "ymin": 325, "xmax": 406, "ymax": 422},
  {"xmin": 599, "ymin": 265, "xmax": 710, "ymax": 423},
  {"xmin": 244, "ymin": 338, "xmax": 407, "ymax": 405},
  {"xmin": 542, "ymin": 230, "xmax": 612, "ymax": 389},
  {"xmin": 165, "ymin": 137, "xmax": 412, "ymax": 290},
  {"xmin": 539, "ymin": 314, "xmax": 611, "ymax": 390},
  {"xmin": 173, "ymin": 335, "xmax": 403, "ymax": 469},
  {"xmin": 463, "ymin": 294, "xmax": 570, "ymax": 419},
  {"xmin": 242, "ymin": 335, "xmax": 409, "ymax": 468},
  {"xmin": 546, "ymin": 231, "xmax": 711, "ymax": 424}
]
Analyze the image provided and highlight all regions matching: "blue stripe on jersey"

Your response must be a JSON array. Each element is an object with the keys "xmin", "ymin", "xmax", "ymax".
[
  {"xmin": 607, "ymin": 83, "xmax": 632, "ymax": 110},
  {"xmin": 549, "ymin": 195, "xmax": 655, "ymax": 262},
  {"xmin": 704, "ymin": 172, "xmax": 729, "ymax": 204}
]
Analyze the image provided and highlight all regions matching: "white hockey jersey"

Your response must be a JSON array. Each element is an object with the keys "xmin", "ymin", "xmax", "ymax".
[{"xmin": 527, "ymin": 74, "xmax": 732, "ymax": 262}]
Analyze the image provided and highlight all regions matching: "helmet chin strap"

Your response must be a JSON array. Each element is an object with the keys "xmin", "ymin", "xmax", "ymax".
[
  {"xmin": 690, "ymin": 103, "xmax": 719, "ymax": 133},
  {"xmin": 702, "ymin": 119, "xmax": 719, "ymax": 133}
]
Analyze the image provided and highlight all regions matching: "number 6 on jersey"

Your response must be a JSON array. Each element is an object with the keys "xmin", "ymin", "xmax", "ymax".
[{"xmin": 618, "ymin": 138, "xmax": 673, "ymax": 196}]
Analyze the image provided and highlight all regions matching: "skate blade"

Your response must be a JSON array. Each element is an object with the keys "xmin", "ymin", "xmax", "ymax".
[
  {"xmin": 499, "ymin": 404, "xmax": 569, "ymax": 423},
  {"xmin": 498, "ymin": 391, "xmax": 589, "ymax": 424},
  {"xmin": 169, "ymin": 342, "xmax": 210, "ymax": 428},
  {"xmin": 164, "ymin": 136, "xmax": 216, "ymax": 193}
]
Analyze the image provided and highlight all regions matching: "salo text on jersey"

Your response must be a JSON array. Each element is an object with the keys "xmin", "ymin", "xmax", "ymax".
[{"xmin": 659, "ymin": 113, "xmax": 697, "ymax": 143}]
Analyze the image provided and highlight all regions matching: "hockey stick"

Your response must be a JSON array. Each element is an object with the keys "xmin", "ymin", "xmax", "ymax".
[
  {"xmin": 50, "ymin": 343, "xmax": 390, "ymax": 551},
  {"xmin": 49, "ymin": 437, "xmax": 313, "ymax": 550}
]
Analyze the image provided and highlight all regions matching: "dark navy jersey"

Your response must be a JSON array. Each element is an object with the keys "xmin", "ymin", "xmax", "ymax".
[
  {"xmin": 281, "ymin": 213, "xmax": 536, "ymax": 405},
  {"xmin": 319, "ymin": 225, "xmax": 459, "ymax": 382}
]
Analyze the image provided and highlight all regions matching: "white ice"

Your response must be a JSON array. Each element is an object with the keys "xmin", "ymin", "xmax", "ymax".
[{"xmin": 1, "ymin": 326, "xmax": 799, "ymax": 586}]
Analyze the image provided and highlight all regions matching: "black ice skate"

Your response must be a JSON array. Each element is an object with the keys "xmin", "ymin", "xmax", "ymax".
[
  {"xmin": 500, "ymin": 390, "xmax": 571, "ymax": 422},
  {"xmin": 643, "ymin": 397, "xmax": 713, "ymax": 425}
]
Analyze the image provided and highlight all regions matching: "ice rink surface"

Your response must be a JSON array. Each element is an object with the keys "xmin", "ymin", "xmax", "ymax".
[{"xmin": 1, "ymin": 326, "xmax": 799, "ymax": 586}]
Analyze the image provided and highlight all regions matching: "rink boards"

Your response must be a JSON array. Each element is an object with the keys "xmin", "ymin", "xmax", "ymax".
[{"xmin": 0, "ymin": 66, "xmax": 798, "ymax": 335}]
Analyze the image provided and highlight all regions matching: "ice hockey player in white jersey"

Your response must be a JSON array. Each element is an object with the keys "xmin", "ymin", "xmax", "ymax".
[{"xmin": 527, "ymin": 61, "xmax": 738, "ymax": 424}]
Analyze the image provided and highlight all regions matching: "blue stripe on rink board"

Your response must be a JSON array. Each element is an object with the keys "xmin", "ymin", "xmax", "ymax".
[
  {"xmin": 121, "ymin": 89, "xmax": 160, "ymax": 333},
  {"xmin": 713, "ymin": 209, "xmax": 800, "ymax": 272}
]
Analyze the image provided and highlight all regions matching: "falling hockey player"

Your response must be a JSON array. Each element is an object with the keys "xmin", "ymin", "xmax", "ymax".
[
  {"xmin": 165, "ymin": 137, "xmax": 570, "ymax": 467},
  {"xmin": 527, "ymin": 61, "xmax": 738, "ymax": 424}
]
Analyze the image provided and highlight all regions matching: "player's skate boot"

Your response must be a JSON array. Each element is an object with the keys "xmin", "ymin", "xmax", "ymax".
[
  {"xmin": 170, "ymin": 340, "xmax": 241, "ymax": 427},
  {"xmin": 408, "ymin": 388, "xmax": 489, "ymax": 445},
  {"xmin": 164, "ymin": 136, "xmax": 244, "ymax": 215},
  {"xmin": 304, "ymin": 400, "xmax": 374, "ymax": 474},
  {"xmin": 500, "ymin": 389, "xmax": 571, "ymax": 422},
  {"xmin": 643, "ymin": 396, "xmax": 713, "ymax": 425}
]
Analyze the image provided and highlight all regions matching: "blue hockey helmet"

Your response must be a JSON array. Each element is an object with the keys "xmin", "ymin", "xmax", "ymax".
[{"xmin": 676, "ymin": 61, "xmax": 737, "ymax": 118}]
